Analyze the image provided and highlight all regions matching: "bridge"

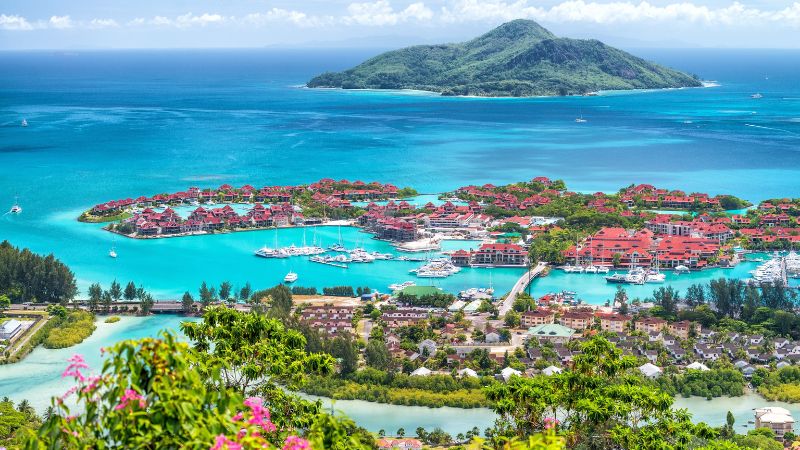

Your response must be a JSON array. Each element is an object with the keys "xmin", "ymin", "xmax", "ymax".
[{"xmin": 499, "ymin": 261, "xmax": 548, "ymax": 316}]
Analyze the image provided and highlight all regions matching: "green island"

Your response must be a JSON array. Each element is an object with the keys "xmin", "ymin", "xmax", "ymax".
[
  {"xmin": 77, "ymin": 210, "xmax": 132, "ymax": 223},
  {"xmin": 307, "ymin": 19, "xmax": 702, "ymax": 97}
]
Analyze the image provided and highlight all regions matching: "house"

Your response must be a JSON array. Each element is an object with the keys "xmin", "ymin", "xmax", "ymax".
[
  {"xmin": 639, "ymin": 363, "xmax": 663, "ymax": 379},
  {"xmin": 686, "ymin": 362, "xmax": 710, "ymax": 371},
  {"xmin": 457, "ymin": 368, "xmax": 479, "ymax": 378},
  {"xmin": 754, "ymin": 407, "xmax": 795, "ymax": 439},
  {"xmin": 471, "ymin": 243, "xmax": 528, "ymax": 267},
  {"xmin": 559, "ymin": 311, "xmax": 593, "ymax": 330},
  {"xmin": 596, "ymin": 313, "xmax": 631, "ymax": 333},
  {"xmin": 521, "ymin": 310, "xmax": 555, "ymax": 328},
  {"xmin": 500, "ymin": 367, "xmax": 522, "ymax": 382},
  {"xmin": 417, "ymin": 339, "xmax": 437, "ymax": 356},
  {"xmin": 634, "ymin": 317, "xmax": 667, "ymax": 334},
  {"xmin": 668, "ymin": 321, "xmax": 699, "ymax": 340},
  {"xmin": 527, "ymin": 324, "xmax": 575, "ymax": 344},
  {"xmin": 410, "ymin": 367, "xmax": 432, "ymax": 377},
  {"xmin": 541, "ymin": 366, "xmax": 563, "ymax": 376},
  {"xmin": 741, "ymin": 365, "xmax": 757, "ymax": 378},
  {"xmin": 0, "ymin": 319, "xmax": 22, "ymax": 340},
  {"xmin": 485, "ymin": 331, "xmax": 501, "ymax": 344}
]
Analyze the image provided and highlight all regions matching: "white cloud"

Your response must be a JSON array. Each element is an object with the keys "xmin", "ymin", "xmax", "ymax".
[
  {"xmin": 175, "ymin": 12, "xmax": 226, "ymax": 27},
  {"xmin": 48, "ymin": 15, "xmax": 73, "ymax": 29},
  {"xmin": 242, "ymin": 8, "xmax": 329, "ymax": 27},
  {"xmin": 440, "ymin": 0, "xmax": 800, "ymax": 26},
  {"xmin": 88, "ymin": 18, "xmax": 119, "ymax": 29},
  {"xmin": 0, "ymin": 14, "xmax": 34, "ymax": 30},
  {"xmin": 344, "ymin": 0, "xmax": 434, "ymax": 26}
]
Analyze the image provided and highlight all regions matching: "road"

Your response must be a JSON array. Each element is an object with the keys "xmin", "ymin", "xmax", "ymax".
[{"xmin": 499, "ymin": 262, "xmax": 547, "ymax": 316}]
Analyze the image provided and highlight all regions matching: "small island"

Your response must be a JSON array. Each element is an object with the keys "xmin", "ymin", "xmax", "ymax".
[{"xmin": 307, "ymin": 19, "xmax": 702, "ymax": 97}]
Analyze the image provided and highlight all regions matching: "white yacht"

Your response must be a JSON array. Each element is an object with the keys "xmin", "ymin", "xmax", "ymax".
[
  {"xmin": 109, "ymin": 247, "xmax": 117, "ymax": 258},
  {"xmin": 675, "ymin": 265, "xmax": 690, "ymax": 273},
  {"xmin": 751, "ymin": 93, "xmax": 763, "ymax": 99},
  {"xmin": 284, "ymin": 272, "xmax": 298, "ymax": 283},
  {"xmin": 584, "ymin": 265, "xmax": 599, "ymax": 274},
  {"xmin": 645, "ymin": 271, "xmax": 666, "ymax": 283},
  {"xmin": 21, "ymin": 119, "xmax": 28, "ymax": 127},
  {"xmin": 597, "ymin": 266, "xmax": 610, "ymax": 274},
  {"xmin": 9, "ymin": 197, "xmax": 21, "ymax": 214}
]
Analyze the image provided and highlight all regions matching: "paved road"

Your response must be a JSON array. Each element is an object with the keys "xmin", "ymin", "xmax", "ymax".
[{"xmin": 499, "ymin": 262, "xmax": 547, "ymax": 316}]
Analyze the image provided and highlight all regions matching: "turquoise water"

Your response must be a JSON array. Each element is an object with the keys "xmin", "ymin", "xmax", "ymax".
[
  {"xmin": 0, "ymin": 315, "xmax": 193, "ymax": 412},
  {"xmin": 1, "ymin": 49, "xmax": 799, "ymax": 298}
]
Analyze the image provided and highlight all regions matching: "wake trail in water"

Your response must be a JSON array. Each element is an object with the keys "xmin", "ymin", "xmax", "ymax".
[{"xmin": 745, "ymin": 123, "xmax": 799, "ymax": 135}]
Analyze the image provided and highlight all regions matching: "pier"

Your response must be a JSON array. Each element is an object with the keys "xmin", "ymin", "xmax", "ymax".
[{"xmin": 500, "ymin": 262, "xmax": 547, "ymax": 316}]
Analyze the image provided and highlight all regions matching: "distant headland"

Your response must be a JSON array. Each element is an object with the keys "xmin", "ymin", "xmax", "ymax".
[{"xmin": 307, "ymin": 19, "xmax": 702, "ymax": 97}]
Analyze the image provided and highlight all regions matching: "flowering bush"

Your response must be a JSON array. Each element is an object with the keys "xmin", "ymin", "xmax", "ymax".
[{"xmin": 26, "ymin": 331, "xmax": 373, "ymax": 450}]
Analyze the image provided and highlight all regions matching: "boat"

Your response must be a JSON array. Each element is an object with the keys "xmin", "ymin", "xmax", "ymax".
[
  {"xmin": 675, "ymin": 265, "xmax": 690, "ymax": 273},
  {"xmin": 751, "ymin": 93, "xmax": 763, "ymax": 99},
  {"xmin": 389, "ymin": 281, "xmax": 416, "ymax": 291},
  {"xmin": 597, "ymin": 266, "xmax": 610, "ymax": 274},
  {"xmin": 604, "ymin": 273, "xmax": 628, "ymax": 284},
  {"xmin": 575, "ymin": 117, "xmax": 587, "ymax": 123},
  {"xmin": 109, "ymin": 247, "xmax": 117, "ymax": 258},
  {"xmin": 21, "ymin": 119, "xmax": 27, "ymax": 127},
  {"xmin": 284, "ymin": 272, "xmax": 298, "ymax": 283},
  {"xmin": 584, "ymin": 265, "xmax": 599, "ymax": 274},
  {"xmin": 9, "ymin": 197, "xmax": 21, "ymax": 214},
  {"xmin": 645, "ymin": 271, "xmax": 666, "ymax": 283}
]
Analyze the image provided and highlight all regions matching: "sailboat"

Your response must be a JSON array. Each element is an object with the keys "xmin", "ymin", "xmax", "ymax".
[
  {"xmin": 109, "ymin": 247, "xmax": 117, "ymax": 258},
  {"xmin": 575, "ymin": 110, "xmax": 588, "ymax": 123},
  {"xmin": 21, "ymin": 119, "xmax": 28, "ymax": 127}
]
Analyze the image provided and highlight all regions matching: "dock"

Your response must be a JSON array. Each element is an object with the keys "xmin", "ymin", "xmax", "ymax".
[{"xmin": 310, "ymin": 259, "xmax": 349, "ymax": 269}]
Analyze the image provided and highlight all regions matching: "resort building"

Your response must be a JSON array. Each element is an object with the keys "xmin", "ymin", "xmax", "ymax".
[
  {"xmin": 559, "ymin": 311, "xmax": 594, "ymax": 330},
  {"xmin": 471, "ymin": 243, "xmax": 528, "ymax": 267},
  {"xmin": 754, "ymin": 407, "xmax": 795, "ymax": 440},
  {"xmin": 563, "ymin": 227, "xmax": 655, "ymax": 268},
  {"xmin": 595, "ymin": 313, "xmax": 631, "ymax": 333},
  {"xmin": 381, "ymin": 308, "xmax": 429, "ymax": 328},
  {"xmin": 521, "ymin": 310, "xmax": 555, "ymax": 328},
  {"xmin": 298, "ymin": 306, "xmax": 355, "ymax": 335},
  {"xmin": 635, "ymin": 317, "xmax": 668, "ymax": 334}
]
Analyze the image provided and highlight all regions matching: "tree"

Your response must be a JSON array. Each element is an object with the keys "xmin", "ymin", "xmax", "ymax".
[
  {"xmin": 219, "ymin": 281, "xmax": 233, "ymax": 302},
  {"xmin": 329, "ymin": 335, "xmax": 359, "ymax": 376},
  {"xmin": 612, "ymin": 253, "xmax": 622, "ymax": 268},
  {"xmin": 181, "ymin": 307, "xmax": 334, "ymax": 395},
  {"xmin": 199, "ymin": 281, "xmax": 213, "ymax": 307},
  {"xmin": 397, "ymin": 428, "xmax": 405, "ymax": 437},
  {"xmin": 139, "ymin": 292, "xmax": 154, "ymax": 315},
  {"xmin": 123, "ymin": 281, "xmax": 137, "ymax": 301},
  {"xmin": 182, "ymin": 291, "xmax": 195, "ymax": 315},
  {"xmin": 685, "ymin": 283, "xmax": 706, "ymax": 307},
  {"xmin": 652, "ymin": 286, "xmax": 679, "ymax": 317},
  {"xmin": 102, "ymin": 290, "xmax": 112, "ymax": 314},
  {"xmin": 614, "ymin": 286, "xmax": 628, "ymax": 309},
  {"xmin": 240, "ymin": 282, "xmax": 252, "ymax": 302},
  {"xmin": 504, "ymin": 311, "xmax": 521, "ymax": 328},
  {"xmin": 0, "ymin": 294, "xmax": 10, "ymax": 314},
  {"xmin": 87, "ymin": 283, "xmax": 102, "ymax": 312},
  {"xmin": 265, "ymin": 285, "xmax": 293, "ymax": 317},
  {"xmin": 109, "ymin": 279, "xmax": 122, "ymax": 301},
  {"xmin": 365, "ymin": 339, "xmax": 391, "ymax": 370}
]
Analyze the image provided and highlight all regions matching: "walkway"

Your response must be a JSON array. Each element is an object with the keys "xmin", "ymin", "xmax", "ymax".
[{"xmin": 499, "ymin": 261, "xmax": 547, "ymax": 316}]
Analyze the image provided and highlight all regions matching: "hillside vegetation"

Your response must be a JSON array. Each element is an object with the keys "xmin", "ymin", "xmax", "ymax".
[{"xmin": 308, "ymin": 20, "xmax": 701, "ymax": 97}]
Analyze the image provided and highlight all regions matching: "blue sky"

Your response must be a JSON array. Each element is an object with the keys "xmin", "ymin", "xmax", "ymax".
[{"xmin": 2, "ymin": 0, "xmax": 799, "ymax": 49}]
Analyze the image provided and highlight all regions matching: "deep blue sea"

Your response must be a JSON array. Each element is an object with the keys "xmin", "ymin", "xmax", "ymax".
[{"xmin": 1, "ymin": 48, "xmax": 799, "ymax": 300}]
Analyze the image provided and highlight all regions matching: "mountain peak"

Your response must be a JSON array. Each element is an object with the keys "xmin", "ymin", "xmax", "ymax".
[{"xmin": 479, "ymin": 19, "xmax": 556, "ymax": 42}]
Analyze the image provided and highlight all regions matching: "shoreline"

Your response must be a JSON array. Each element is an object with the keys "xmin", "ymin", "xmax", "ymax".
[{"xmin": 303, "ymin": 81, "xmax": 715, "ymax": 100}]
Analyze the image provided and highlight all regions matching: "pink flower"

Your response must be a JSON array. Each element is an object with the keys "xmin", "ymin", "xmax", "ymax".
[
  {"xmin": 210, "ymin": 435, "xmax": 242, "ymax": 450},
  {"xmin": 283, "ymin": 436, "xmax": 311, "ymax": 450},
  {"xmin": 231, "ymin": 412, "xmax": 243, "ymax": 421},
  {"xmin": 81, "ymin": 376, "xmax": 102, "ymax": 394},
  {"xmin": 114, "ymin": 388, "xmax": 146, "ymax": 410},
  {"xmin": 62, "ymin": 354, "xmax": 89, "ymax": 381},
  {"xmin": 60, "ymin": 386, "xmax": 78, "ymax": 401},
  {"xmin": 243, "ymin": 397, "xmax": 276, "ymax": 432},
  {"xmin": 543, "ymin": 417, "xmax": 559, "ymax": 430}
]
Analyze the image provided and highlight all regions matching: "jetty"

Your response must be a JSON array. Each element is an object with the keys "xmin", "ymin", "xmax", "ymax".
[{"xmin": 500, "ymin": 262, "xmax": 548, "ymax": 316}]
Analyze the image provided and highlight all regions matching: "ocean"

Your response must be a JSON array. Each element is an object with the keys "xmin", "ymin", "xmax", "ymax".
[{"xmin": 1, "ymin": 48, "xmax": 799, "ymax": 299}]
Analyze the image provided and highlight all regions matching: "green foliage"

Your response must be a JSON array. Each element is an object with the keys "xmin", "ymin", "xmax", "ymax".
[
  {"xmin": 0, "ymin": 399, "xmax": 40, "ymax": 448},
  {"xmin": 307, "ymin": 20, "xmax": 701, "ymax": 97},
  {"xmin": 292, "ymin": 286, "xmax": 318, "ymax": 295},
  {"xmin": 365, "ymin": 339, "xmax": 391, "ymax": 370},
  {"xmin": 657, "ymin": 369, "xmax": 745, "ymax": 398},
  {"xmin": 0, "ymin": 240, "xmax": 78, "ymax": 304},
  {"xmin": 484, "ymin": 336, "xmax": 715, "ymax": 449},
  {"xmin": 42, "ymin": 310, "xmax": 96, "ymax": 349},
  {"xmin": 396, "ymin": 291, "xmax": 455, "ymax": 308},
  {"xmin": 104, "ymin": 316, "xmax": 120, "ymax": 323},
  {"xmin": 181, "ymin": 306, "xmax": 334, "ymax": 394},
  {"xmin": 322, "ymin": 286, "xmax": 355, "ymax": 297}
]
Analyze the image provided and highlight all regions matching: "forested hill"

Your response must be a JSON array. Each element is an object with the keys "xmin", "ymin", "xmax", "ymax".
[{"xmin": 307, "ymin": 19, "xmax": 702, "ymax": 97}]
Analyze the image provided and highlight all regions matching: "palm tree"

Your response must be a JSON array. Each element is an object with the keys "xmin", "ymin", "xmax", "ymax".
[{"xmin": 17, "ymin": 399, "xmax": 35, "ymax": 416}]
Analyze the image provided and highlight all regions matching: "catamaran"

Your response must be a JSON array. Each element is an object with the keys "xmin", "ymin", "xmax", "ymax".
[
  {"xmin": 109, "ymin": 247, "xmax": 118, "ymax": 258},
  {"xmin": 284, "ymin": 271, "xmax": 298, "ymax": 283},
  {"xmin": 9, "ymin": 197, "xmax": 22, "ymax": 214}
]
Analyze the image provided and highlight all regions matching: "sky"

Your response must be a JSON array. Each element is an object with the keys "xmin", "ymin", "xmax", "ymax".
[{"xmin": 1, "ymin": 0, "xmax": 799, "ymax": 49}]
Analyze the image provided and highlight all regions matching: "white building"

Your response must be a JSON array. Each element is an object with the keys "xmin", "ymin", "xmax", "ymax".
[
  {"xmin": 410, "ymin": 367, "xmax": 432, "ymax": 377},
  {"xmin": 638, "ymin": 363, "xmax": 663, "ymax": 379},
  {"xmin": 755, "ymin": 407, "xmax": 795, "ymax": 439},
  {"xmin": 686, "ymin": 362, "xmax": 710, "ymax": 371},
  {"xmin": 500, "ymin": 367, "xmax": 521, "ymax": 382},
  {"xmin": 0, "ymin": 319, "xmax": 22, "ymax": 340}
]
